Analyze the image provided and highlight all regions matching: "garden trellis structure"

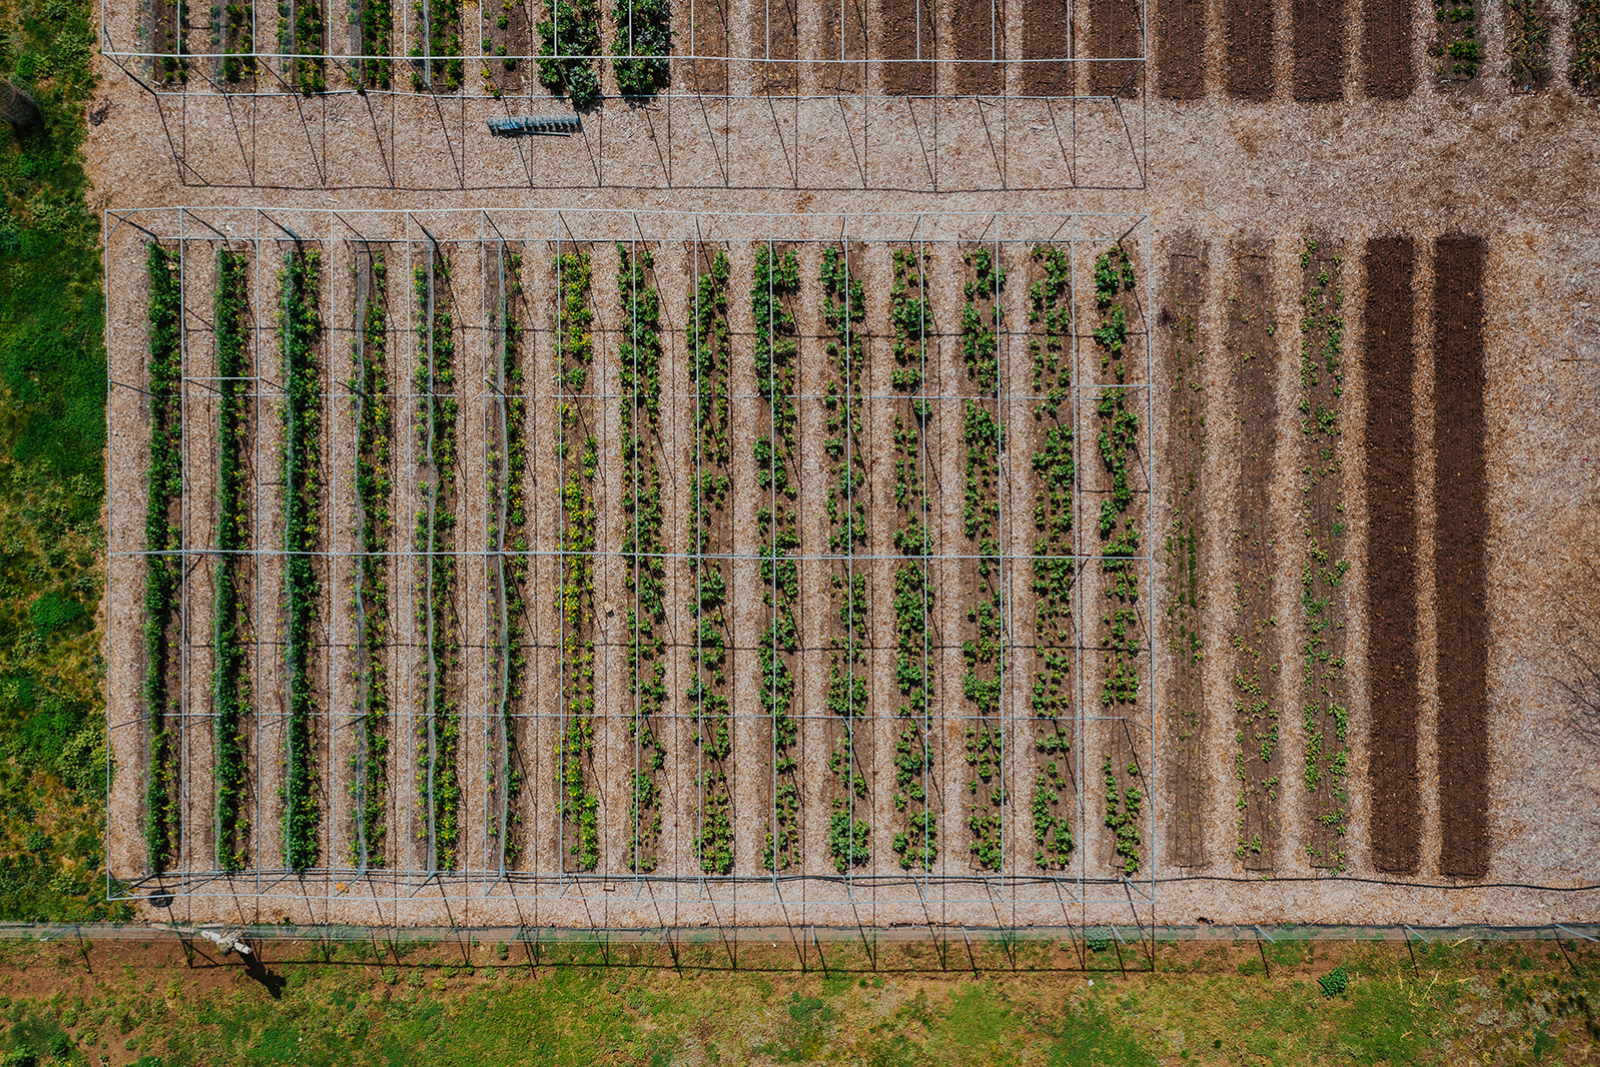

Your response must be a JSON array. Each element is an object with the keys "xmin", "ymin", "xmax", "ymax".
[{"xmin": 105, "ymin": 207, "xmax": 1154, "ymax": 930}]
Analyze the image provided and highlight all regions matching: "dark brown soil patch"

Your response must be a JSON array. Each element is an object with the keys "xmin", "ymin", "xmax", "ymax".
[
  {"xmin": 1225, "ymin": 0, "xmax": 1274, "ymax": 98},
  {"xmin": 951, "ymin": 0, "xmax": 1006, "ymax": 93},
  {"xmin": 883, "ymin": 0, "xmax": 937, "ymax": 93},
  {"xmin": 753, "ymin": 0, "xmax": 799, "ymax": 92},
  {"xmin": 1363, "ymin": 0, "xmax": 1414, "ymax": 98},
  {"xmin": 1432, "ymin": 234, "xmax": 1489, "ymax": 878},
  {"xmin": 823, "ymin": 0, "xmax": 868, "ymax": 90},
  {"xmin": 1227, "ymin": 242, "xmax": 1280, "ymax": 871},
  {"xmin": 483, "ymin": 0, "xmax": 531, "ymax": 94},
  {"xmin": 1362, "ymin": 235, "xmax": 1419, "ymax": 874},
  {"xmin": 690, "ymin": 0, "xmax": 731, "ymax": 94},
  {"xmin": 1155, "ymin": 0, "xmax": 1206, "ymax": 99},
  {"xmin": 1091, "ymin": 0, "xmax": 1143, "ymax": 95},
  {"xmin": 1430, "ymin": 0, "xmax": 1483, "ymax": 90},
  {"xmin": 1021, "ymin": 0, "xmax": 1073, "ymax": 94},
  {"xmin": 1162, "ymin": 238, "xmax": 1207, "ymax": 867},
  {"xmin": 1293, "ymin": 0, "xmax": 1346, "ymax": 101}
]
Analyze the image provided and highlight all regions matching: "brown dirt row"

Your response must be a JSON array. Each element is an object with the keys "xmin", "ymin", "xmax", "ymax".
[
  {"xmin": 1224, "ymin": 0, "xmax": 1274, "ymax": 99},
  {"xmin": 1298, "ymin": 237, "xmax": 1349, "ymax": 870},
  {"xmin": 753, "ymin": 0, "xmax": 801, "ymax": 91},
  {"xmin": 1431, "ymin": 234, "xmax": 1488, "ymax": 878},
  {"xmin": 1019, "ymin": 0, "xmax": 1071, "ymax": 93},
  {"xmin": 1362, "ymin": 235, "xmax": 1419, "ymax": 875},
  {"xmin": 1293, "ymin": 0, "xmax": 1346, "ymax": 101},
  {"xmin": 1154, "ymin": 0, "xmax": 1206, "ymax": 99},
  {"xmin": 690, "ymin": 0, "xmax": 733, "ymax": 94},
  {"xmin": 822, "ymin": 0, "xmax": 869, "ymax": 90},
  {"xmin": 483, "ymin": 0, "xmax": 533, "ymax": 94},
  {"xmin": 882, "ymin": 0, "xmax": 937, "ymax": 93},
  {"xmin": 1363, "ymin": 0, "xmax": 1414, "ymax": 97},
  {"xmin": 1161, "ymin": 237, "xmax": 1206, "ymax": 867},
  {"xmin": 951, "ymin": 0, "xmax": 1006, "ymax": 94},
  {"xmin": 1226, "ymin": 241, "xmax": 1281, "ymax": 871},
  {"xmin": 1090, "ymin": 0, "xmax": 1142, "ymax": 95}
]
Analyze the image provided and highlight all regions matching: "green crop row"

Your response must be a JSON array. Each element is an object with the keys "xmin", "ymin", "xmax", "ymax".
[
  {"xmin": 1029, "ymin": 246, "xmax": 1074, "ymax": 870},
  {"xmin": 1505, "ymin": 0, "xmax": 1550, "ymax": 89},
  {"xmin": 281, "ymin": 248, "xmax": 323, "ymax": 873},
  {"xmin": 349, "ymin": 253, "xmax": 391, "ymax": 871},
  {"xmin": 537, "ymin": 0, "xmax": 601, "ymax": 104},
  {"xmin": 821, "ymin": 246, "xmax": 871, "ymax": 874},
  {"xmin": 555, "ymin": 251, "xmax": 599, "ymax": 872},
  {"xmin": 1433, "ymin": 0, "xmax": 1480, "ymax": 80},
  {"xmin": 413, "ymin": 255, "xmax": 462, "ymax": 871},
  {"xmin": 1576, "ymin": 0, "xmax": 1600, "ymax": 92},
  {"xmin": 410, "ymin": 0, "xmax": 465, "ymax": 90},
  {"xmin": 221, "ymin": 0, "xmax": 254, "ymax": 82},
  {"xmin": 888, "ymin": 248, "xmax": 936, "ymax": 872},
  {"xmin": 1093, "ymin": 245, "xmax": 1142, "ymax": 876},
  {"xmin": 487, "ymin": 250, "xmax": 528, "ymax": 869},
  {"xmin": 611, "ymin": 0, "xmax": 670, "ymax": 95},
  {"xmin": 1297, "ymin": 240, "xmax": 1351, "ymax": 870},
  {"xmin": 753, "ymin": 246, "xmax": 802, "ymax": 872},
  {"xmin": 358, "ymin": 0, "xmax": 391, "ymax": 88},
  {"xmin": 156, "ymin": 0, "xmax": 191, "ymax": 83},
  {"xmin": 617, "ymin": 244, "xmax": 667, "ymax": 872},
  {"xmin": 213, "ymin": 248, "xmax": 252, "ymax": 873},
  {"xmin": 688, "ymin": 251, "xmax": 733, "ymax": 875},
  {"xmin": 142, "ymin": 244, "xmax": 183, "ymax": 874},
  {"xmin": 281, "ymin": 0, "xmax": 327, "ymax": 93}
]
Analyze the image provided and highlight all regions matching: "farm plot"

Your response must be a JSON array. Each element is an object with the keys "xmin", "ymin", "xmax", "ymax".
[
  {"xmin": 1225, "ymin": 0, "xmax": 1274, "ymax": 98},
  {"xmin": 1294, "ymin": 0, "xmax": 1345, "ymax": 100},
  {"xmin": 1091, "ymin": 0, "xmax": 1143, "ymax": 94},
  {"xmin": 1159, "ymin": 236, "xmax": 1205, "ymax": 868},
  {"xmin": 1154, "ymin": 0, "xmax": 1206, "ymax": 98},
  {"xmin": 481, "ymin": 0, "xmax": 533, "ymax": 94},
  {"xmin": 1432, "ymin": 234, "xmax": 1487, "ymax": 878},
  {"xmin": 1297, "ymin": 237, "xmax": 1349, "ymax": 870},
  {"xmin": 1364, "ymin": 0, "xmax": 1414, "ymax": 97},
  {"xmin": 1226, "ymin": 240, "xmax": 1281, "ymax": 872},
  {"xmin": 752, "ymin": 0, "xmax": 800, "ymax": 92},
  {"xmin": 1362, "ymin": 235, "xmax": 1420, "ymax": 874},
  {"xmin": 882, "ymin": 0, "xmax": 936, "ymax": 93},
  {"xmin": 1431, "ymin": 0, "xmax": 1482, "ymax": 88},
  {"xmin": 112, "ymin": 212, "xmax": 1164, "ymax": 919}
]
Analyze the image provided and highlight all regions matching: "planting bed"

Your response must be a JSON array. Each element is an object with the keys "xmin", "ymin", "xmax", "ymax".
[
  {"xmin": 1293, "ymin": 0, "xmax": 1345, "ymax": 100},
  {"xmin": 1090, "ymin": 0, "xmax": 1142, "ymax": 94},
  {"xmin": 951, "ymin": 0, "xmax": 1005, "ymax": 93},
  {"xmin": 1363, "ymin": 0, "xmax": 1414, "ymax": 97},
  {"xmin": 752, "ymin": 0, "xmax": 799, "ymax": 92},
  {"xmin": 482, "ymin": 0, "xmax": 531, "ymax": 94},
  {"xmin": 822, "ymin": 0, "xmax": 867, "ymax": 90},
  {"xmin": 1431, "ymin": 234, "xmax": 1487, "ymax": 878},
  {"xmin": 1159, "ymin": 236, "xmax": 1204, "ymax": 868},
  {"xmin": 882, "ymin": 0, "xmax": 936, "ymax": 93},
  {"xmin": 1225, "ymin": 0, "xmax": 1273, "ymax": 98},
  {"xmin": 687, "ymin": 0, "xmax": 731, "ymax": 94},
  {"xmin": 1226, "ymin": 240, "xmax": 1281, "ymax": 871},
  {"xmin": 1362, "ymin": 235, "xmax": 1419, "ymax": 875},
  {"xmin": 1154, "ymin": 0, "xmax": 1205, "ymax": 98}
]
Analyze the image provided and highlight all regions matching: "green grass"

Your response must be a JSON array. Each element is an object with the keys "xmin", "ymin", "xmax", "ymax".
[
  {"xmin": 0, "ymin": 938, "xmax": 1593, "ymax": 1065},
  {"xmin": 0, "ymin": 0, "xmax": 129, "ymax": 921}
]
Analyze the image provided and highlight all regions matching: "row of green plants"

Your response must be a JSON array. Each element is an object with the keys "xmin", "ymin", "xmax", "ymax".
[
  {"xmin": 752, "ymin": 246, "xmax": 803, "ymax": 872},
  {"xmin": 1297, "ymin": 240, "xmax": 1350, "ymax": 870},
  {"xmin": 1093, "ymin": 245, "xmax": 1142, "ymax": 876},
  {"xmin": 536, "ymin": 0, "xmax": 601, "ymax": 103},
  {"xmin": 555, "ymin": 251, "xmax": 600, "ymax": 872},
  {"xmin": 488, "ymin": 250, "xmax": 528, "ymax": 869},
  {"xmin": 688, "ymin": 251, "xmax": 734, "ymax": 875},
  {"xmin": 410, "ymin": 0, "xmax": 466, "ymax": 90},
  {"xmin": 152, "ymin": 0, "xmax": 190, "ymax": 83},
  {"xmin": 888, "ymin": 249, "xmax": 936, "ymax": 872},
  {"xmin": 617, "ymin": 244, "xmax": 667, "ymax": 873},
  {"xmin": 220, "ymin": 0, "xmax": 255, "ymax": 82},
  {"xmin": 960, "ymin": 248, "xmax": 1007, "ymax": 872},
  {"xmin": 413, "ymin": 253, "xmax": 462, "ymax": 871},
  {"xmin": 213, "ymin": 248, "xmax": 252, "ymax": 873},
  {"xmin": 281, "ymin": 248, "xmax": 324, "ymax": 872},
  {"xmin": 820, "ymin": 246, "xmax": 872, "ymax": 875},
  {"xmin": 349, "ymin": 252, "xmax": 391, "ymax": 871},
  {"xmin": 143, "ymin": 244, "xmax": 184, "ymax": 874},
  {"xmin": 1027, "ymin": 246, "xmax": 1074, "ymax": 871},
  {"xmin": 281, "ymin": 0, "xmax": 327, "ymax": 93},
  {"xmin": 1432, "ymin": 0, "xmax": 1481, "ymax": 81},
  {"xmin": 1577, "ymin": 0, "xmax": 1600, "ymax": 93},
  {"xmin": 481, "ymin": 0, "xmax": 523, "ymax": 92},
  {"xmin": 1505, "ymin": 0, "xmax": 1550, "ymax": 89},
  {"xmin": 357, "ymin": 0, "xmax": 391, "ymax": 87}
]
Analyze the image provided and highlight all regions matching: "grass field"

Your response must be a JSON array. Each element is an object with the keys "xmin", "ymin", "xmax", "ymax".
[{"xmin": 0, "ymin": 936, "xmax": 1595, "ymax": 1065}]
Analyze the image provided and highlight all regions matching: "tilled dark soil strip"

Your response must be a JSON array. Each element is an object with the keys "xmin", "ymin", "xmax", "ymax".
[
  {"xmin": 1363, "ymin": 0, "xmax": 1414, "ymax": 97},
  {"xmin": 1021, "ymin": 0, "xmax": 1072, "ymax": 94},
  {"xmin": 1293, "ymin": 0, "xmax": 1345, "ymax": 100},
  {"xmin": 753, "ymin": 0, "xmax": 799, "ymax": 91},
  {"xmin": 1432, "ymin": 234, "xmax": 1488, "ymax": 878},
  {"xmin": 1225, "ymin": 0, "xmax": 1274, "ymax": 98},
  {"xmin": 1156, "ymin": 0, "xmax": 1206, "ymax": 98},
  {"xmin": 951, "ymin": 0, "xmax": 1005, "ymax": 93},
  {"xmin": 1162, "ymin": 240, "xmax": 1206, "ymax": 866},
  {"xmin": 1363, "ymin": 235, "xmax": 1419, "ymax": 874},
  {"xmin": 690, "ymin": 0, "xmax": 731, "ymax": 94},
  {"xmin": 1228, "ymin": 243, "xmax": 1280, "ymax": 870},
  {"xmin": 823, "ymin": 0, "xmax": 868, "ymax": 90},
  {"xmin": 1091, "ymin": 0, "xmax": 1143, "ymax": 95},
  {"xmin": 883, "ymin": 0, "xmax": 936, "ymax": 93}
]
